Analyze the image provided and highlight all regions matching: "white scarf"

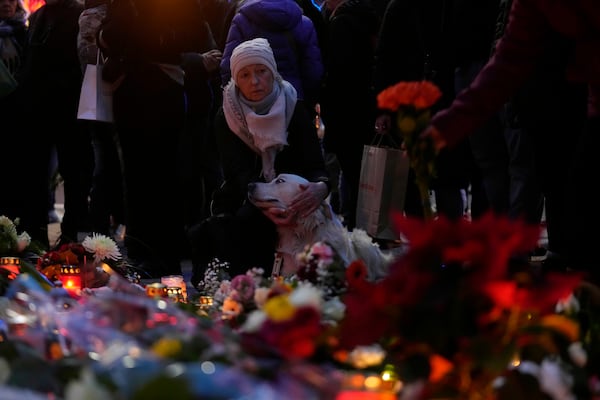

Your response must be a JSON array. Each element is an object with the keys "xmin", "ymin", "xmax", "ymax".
[{"xmin": 223, "ymin": 77, "xmax": 297, "ymax": 181}]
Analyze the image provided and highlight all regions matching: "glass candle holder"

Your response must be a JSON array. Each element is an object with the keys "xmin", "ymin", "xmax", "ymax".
[
  {"xmin": 166, "ymin": 286, "xmax": 183, "ymax": 302},
  {"xmin": 146, "ymin": 282, "xmax": 167, "ymax": 298},
  {"xmin": 59, "ymin": 265, "xmax": 82, "ymax": 294},
  {"xmin": 0, "ymin": 256, "xmax": 21, "ymax": 277},
  {"xmin": 161, "ymin": 275, "xmax": 187, "ymax": 302}
]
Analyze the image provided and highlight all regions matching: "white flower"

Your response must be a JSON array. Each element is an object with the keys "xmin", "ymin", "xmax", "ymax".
[
  {"xmin": 16, "ymin": 232, "xmax": 31, "ymax": 252},
  {"xmin": 82, "ymin": 233, "xmax": 121, "ymax": 261},
  {"xmin": 322, "ymin": 296, "xmax": 346, "ymax": 321},
  {"xmin": 65, "ymin": 368, "xmax": 113, "ymax": 400},
  {"xmin": 555, "ymin": 293, "xmax": 580, "ymax": 314},
  {"xmin": 539, "ymin": 358, "xmax": 575, "ymax": 400},
  {"xmin": 254, "ymin": 287, "xmax": 270, "ymax": 309},
  {"xmin": 289, "ymin": 283, "xmax": 322, "ymax": 309},
  {"xmin": 347, "ymin": 344, "xmax": 387, "ymax": 369},
  {"xmin": 568, "ymin": 341, "xmax": 587, "ymax": 367},
  {"xmin": 0, "ymin": 216, "xmax": 17, "ymax": 238},
  {"xmin": 241, "ymin": 310, "xmax": 267, "ymax": 333}
]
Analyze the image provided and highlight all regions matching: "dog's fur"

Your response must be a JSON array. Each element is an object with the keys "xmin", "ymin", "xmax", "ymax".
[{"xmin": 248, "ymin": 173, "xmax": 395, "ymax": 279}]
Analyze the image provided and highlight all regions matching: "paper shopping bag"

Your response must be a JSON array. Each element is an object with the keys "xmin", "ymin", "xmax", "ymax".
[
  {"xmin": 355, "ymin": 144, "xmax": 409, "ymax": 240},
  {"xmin": 77, "ymin": 53, "xmax": 116, "ymax": 122}
]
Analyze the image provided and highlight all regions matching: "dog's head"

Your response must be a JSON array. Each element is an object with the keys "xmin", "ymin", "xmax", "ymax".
[{"xmin": 247, "ymin": 173, "xmax": 309, "ymax": 211}]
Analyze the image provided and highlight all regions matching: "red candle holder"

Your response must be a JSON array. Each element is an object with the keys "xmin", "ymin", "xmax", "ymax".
[
  {"xmin": 59, "ymin": 265, "xmax": 82, "ymax": 294},
  {"xmin": 0, "ymin": 256, "xmax": 21, "ymax": 279}
]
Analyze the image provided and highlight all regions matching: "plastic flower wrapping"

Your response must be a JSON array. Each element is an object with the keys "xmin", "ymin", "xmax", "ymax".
[{"xmin": 0, "ymin": 213, "xmax": 599, "ymax": 399}]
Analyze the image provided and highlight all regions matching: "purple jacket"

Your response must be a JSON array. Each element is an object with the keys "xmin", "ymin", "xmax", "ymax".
[
  {"xmin": 220, "ymin": 0, "xmax": 323, "ymax": 105},
  {"xmin": 432, "ymin": 0, "xmax": 600, "ymax": 147}
]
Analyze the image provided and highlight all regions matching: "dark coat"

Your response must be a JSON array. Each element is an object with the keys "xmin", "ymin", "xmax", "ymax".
[
  {"xmin": 220, "ymin": 0, "xmax": 324, "ymax": 104},
  {"xmin": 319, "ymin": 0, "xmax": 379, "ymax": 153},
  {"xmin": 16, "ymin": 0, "xmax": 83, "ymax": 111},
  {"xmin": 211, "ymin": 101, "xmax": 329, "ymax": 216},
  {"xmin": 432, "ymin": 0, "xmax": 600, "ymax": 146}
]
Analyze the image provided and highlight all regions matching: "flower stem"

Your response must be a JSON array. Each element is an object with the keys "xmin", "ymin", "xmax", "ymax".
[{"xmin": 417, "ymin": 179, "xmax": 433, "ymax": 220}]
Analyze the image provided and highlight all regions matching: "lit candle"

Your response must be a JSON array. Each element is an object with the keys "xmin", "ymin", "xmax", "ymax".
[
  {"xmin": 59, "ymin": 265, "xmax": 82, "ymax": 295},
  {"xmin": 161, "ymin": 275, "xmax": 187, "ymax": 302},
  {"xmin": 0, "ymin": 257, "xmax": 21, "ymax": 278},
  {"xmin": 146, "ymin": 283, "xmax": 167, "ymax": 298}
]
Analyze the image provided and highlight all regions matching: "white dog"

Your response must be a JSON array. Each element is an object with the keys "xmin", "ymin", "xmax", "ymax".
[{"xmin": 248, "ymin": 173, "xmax": 396, "ymax": 279}]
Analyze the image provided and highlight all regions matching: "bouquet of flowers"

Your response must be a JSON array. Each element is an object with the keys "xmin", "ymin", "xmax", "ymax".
[
  {"xmin": 335, "ymin": 212, "xmax": 599, "ymax": 398},
  {"xmin": 377, "ymin": 81, "xmax": 442, "ymax": 219},
  {"xmin": 37, "ymin": 233, "xmax": 141, "ymax": 288},
  {"xmin": 0, "ymin": 215, "xmax": 46, "ymax": 259}
]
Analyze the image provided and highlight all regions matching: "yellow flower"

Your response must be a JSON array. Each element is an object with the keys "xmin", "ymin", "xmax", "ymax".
[
  {"xmin": 397, "ymin": 114, "xmax": 417, "ymax": 133},
  {"xmin": 151, "ymin": 337, "xmax": 182, "ymax": 358},
  {"xmin": 263, "ymin": 295, "xmax": 296, "ymax": 322}
]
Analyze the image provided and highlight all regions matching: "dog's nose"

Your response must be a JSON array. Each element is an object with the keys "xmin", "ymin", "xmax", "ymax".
[{"xmin": 248, "ymin": 182, "xmax": 256, "ymax": 191}]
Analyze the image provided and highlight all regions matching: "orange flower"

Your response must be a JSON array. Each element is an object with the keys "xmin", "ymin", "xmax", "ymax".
[
  {"xmin": 377, "ymin": 80, "xmax": 442, "ymax": 112},
  {"xmin": 540, "ymin": 314, "xmax": 580, "ymax": 342}
]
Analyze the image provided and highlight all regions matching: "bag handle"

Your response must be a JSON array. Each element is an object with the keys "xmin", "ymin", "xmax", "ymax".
[
  {"xmin": 96, "ymin": 48, "xmax": 109, "ymax": 66},
  {"xmin": 371, "ymin": 133, "xmax": 400, "ymax": 149}
]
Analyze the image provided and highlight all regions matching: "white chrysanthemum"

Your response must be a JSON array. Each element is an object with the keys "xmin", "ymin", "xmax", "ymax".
[
  {"xmin": 82, "ymin": 233, "xmax": 121, "ymax": 261},
  {"xmin": 65, "ymin": 368, "xmax": 113, "ymax": 400},
  {"xmin": 289, "ymin": 282, "xmax": 322, "ymax": 309},
  {"xmin": 0, "ymin": 215, "xmax": 18, "ymax": 238},
  {"xmin": 16, "ymin": 232, "xmax": 31, "ymax": 252},
  {"xmin": 322, "ymin": 296, "xmax": 346, "ymax": 321}
]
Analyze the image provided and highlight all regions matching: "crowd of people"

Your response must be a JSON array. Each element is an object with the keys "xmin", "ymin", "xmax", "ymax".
[{"xmin": 1, "ymin": 0, "xmax": 598, "ymax": 283}]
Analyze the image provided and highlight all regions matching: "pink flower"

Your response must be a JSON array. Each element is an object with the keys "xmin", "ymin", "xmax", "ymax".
[{"xmin": 230, "ymin": 274, "xmax": 256, "ymax": 304}]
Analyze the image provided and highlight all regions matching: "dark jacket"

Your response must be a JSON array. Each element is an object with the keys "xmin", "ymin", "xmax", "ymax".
[
  {"xmin": 319, "ymin": 0, "xmax": 379, "ymax": 152},
  {"xmin": 432, "ymin": 0, "xmax": 600, "ymax": 147},
  {"xmin": 220, "ymin": 0, "xmax": 324, "ymax": 105},
  {"xmin": 16, "ymin": 0, "xmax": 83, "ymax": 113},
  {"xmin": 211, "ymin": 101, "xmax": 329, "ymax": 216},
  {"xmin": 100, "ymin": 0, "xmax": 210, "ymax": 65}
]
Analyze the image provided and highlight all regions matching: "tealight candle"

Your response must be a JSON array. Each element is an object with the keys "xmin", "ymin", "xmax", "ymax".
[
  {"xmin": 166, "ymin": 286, "xmax": 183, "ymax": 302},
  {"xmin": 161, "ymin": 275, "xmax": 187, "ymax": 302},
  {"xmin": 146, "ymin": 283, "xmax": 167, "ymax": 298}
]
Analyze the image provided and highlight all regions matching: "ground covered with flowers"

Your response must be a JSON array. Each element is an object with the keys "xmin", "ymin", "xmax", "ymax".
[{"xmin": 0, "ymin": 213, "xmax": 599, "ymax": 399}]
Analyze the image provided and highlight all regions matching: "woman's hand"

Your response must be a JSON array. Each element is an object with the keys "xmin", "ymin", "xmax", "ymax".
[
  {"xmin": 265, "ymin": 181, "xmax": 328, "ymax": 226},
  {"xmin": 419, "ymin": 125, "xmax": 447, "ymax": 153},
  {"xmin": 288, "ymin": 181, "xmax": 328, "ymax": 218}
]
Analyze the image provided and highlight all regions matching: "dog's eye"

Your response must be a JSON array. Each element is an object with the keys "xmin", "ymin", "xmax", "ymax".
[{"xmin": 276, "ymin": 178, "xmax": 285, "ymax": 184}]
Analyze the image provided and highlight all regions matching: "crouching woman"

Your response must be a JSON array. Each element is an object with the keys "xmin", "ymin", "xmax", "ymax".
[{"xmin": 189, "ymin": 38, "xmax": 330, "ymax": 286}]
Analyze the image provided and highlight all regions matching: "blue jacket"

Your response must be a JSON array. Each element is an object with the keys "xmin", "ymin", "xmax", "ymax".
[{"xmin": 220, "ymin": 0, "xmax": 323, "ymax": 105}]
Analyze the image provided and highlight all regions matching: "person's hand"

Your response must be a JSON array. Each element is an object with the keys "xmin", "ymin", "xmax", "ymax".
[
  {"xmin": 265, "ymin": 207, "xmax": 296, "ymax": 226},
  {"xmin": 374, "ymin": 114, "xmax": 392, "ymax": 135},
  {"xmin": 202, "ymin": 49, "xmax": 223, "ymax": 73},
  {"xmin": 420, "ymin": 124, "xmax": 447, "ymax": 153},
  {"xmin": 287, "ymin": 181, "xmax": 328, "ymax": 218}
]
